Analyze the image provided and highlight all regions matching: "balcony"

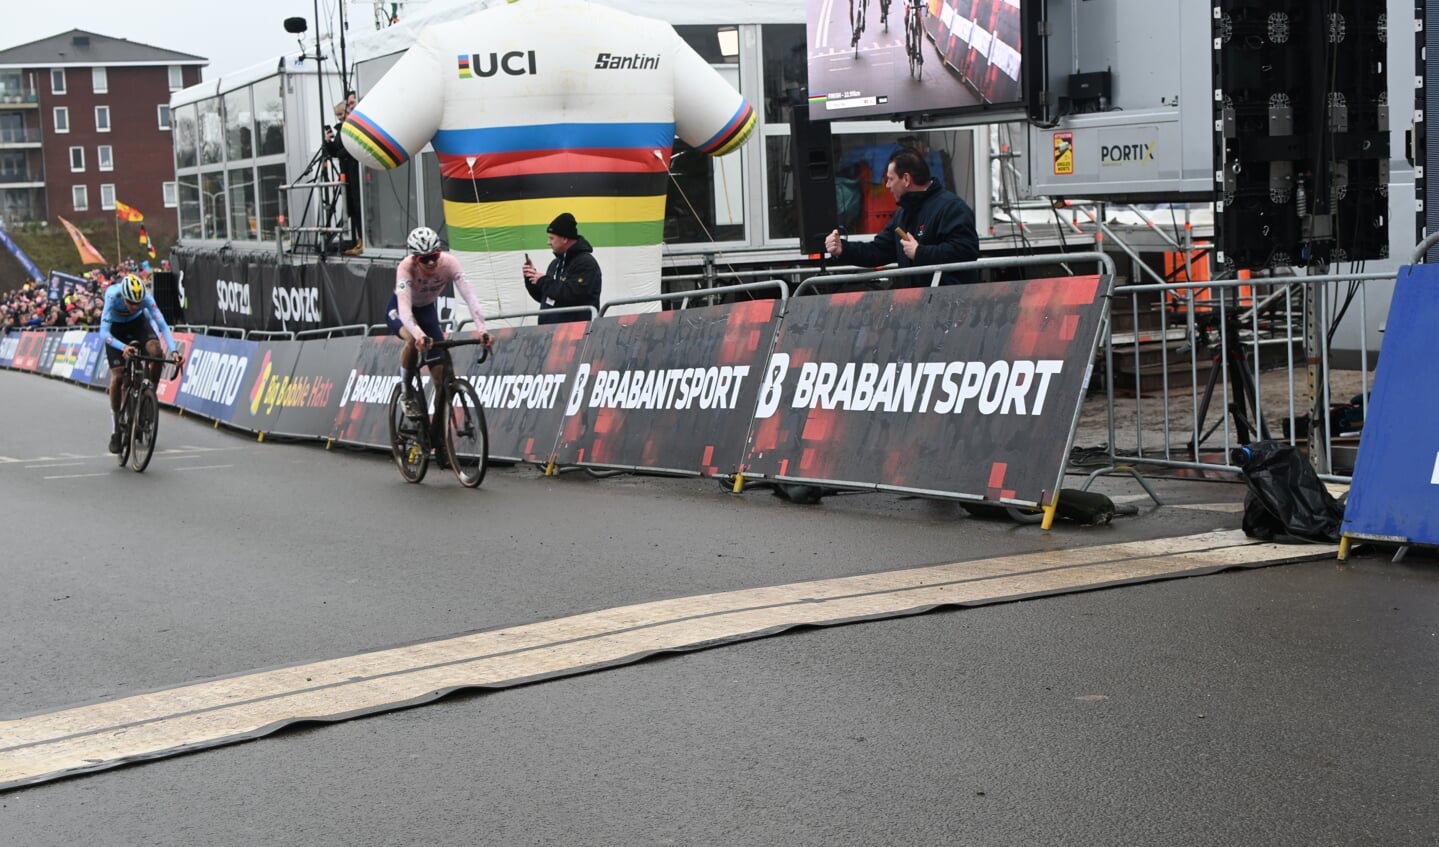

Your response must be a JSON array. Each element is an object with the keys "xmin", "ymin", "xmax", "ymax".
[
  {"xmin": 0, "ymin": 126, "xmax": 41, "ymax": 146},
  {"xmin": 0, "ymin": 168, "xmax": 43, "ymax": 186},
  {"xmin": 0, "ymin": 86, "xmax": 40, "ymax": 107}
]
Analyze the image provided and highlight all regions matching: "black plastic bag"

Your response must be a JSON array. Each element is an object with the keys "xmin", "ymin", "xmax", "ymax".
[{"xmin": 1236, "ymin": 441, "xmax": 1345, "ymax": 543}]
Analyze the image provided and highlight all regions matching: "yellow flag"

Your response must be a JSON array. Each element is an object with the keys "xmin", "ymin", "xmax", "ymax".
[
  {"xmin": 114, "ymin": 200, "xmax": 145, "ymax": 222},
  {"xmin": 58, "ymin": 216, "xmax": 108, "ymax": 265}
]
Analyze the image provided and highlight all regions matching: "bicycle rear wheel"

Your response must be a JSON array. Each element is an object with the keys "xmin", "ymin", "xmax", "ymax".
[
  {"xmin": 129, "ymin": 386, "xmax": 159, "ymax": 472},
  {"xmin": 444, "ymin": 379, "xmax": 488, "ymax": 488},
  {"xmin": 387, "ymin": 384, "xmax": 430, "ymax": 483}
]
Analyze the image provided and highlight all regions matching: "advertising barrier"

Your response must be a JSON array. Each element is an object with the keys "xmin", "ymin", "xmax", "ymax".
[
  {"xmin": 5, "ymin": 270, "xmax": 1114, "ymax": 514},
  {"xmin": 270, "ymin": 336, "xmax": 359, "ymax": 437},
  {"xmin": 467, "ymin": 321, "xmax": 590, "ymax": 463},
  {"xmin": 553, "ymin": 300, "xmax": 779, "ymax": 474},
  {"xmin": 47, "ymin": 329, "xmax": 89, "ymax": 379},
  {"xmin": 174, "ymin": 335, "xmax": 261, "ymax": 423},
  {"xmin": 228, "ymin": 341, "xmax": 305, "ymax": 433},
  {"xmin": 70, "ymin": 333, "xmax": 107, "ymax": 386},
  {"xmin": 1341, "ymin": 264, "xmax": 1439, "ymax": 554},
  {"xmin": 331, "ymin": 336, "xmax": 406, "ymax": 450},
  {"xmin": 154, "ymin": 332, "xmax": 196, "ymax": 407},
  {"xmin": 11, "ymin": 331, "xmax": 45, "ymax": 372},
  {"xmin": 0, "ymin": 331, "xmax": 18, "ymax": 367},
  {"xmin": 743, "ymin": 276, "xmax": 1111, "ymax": 505}
]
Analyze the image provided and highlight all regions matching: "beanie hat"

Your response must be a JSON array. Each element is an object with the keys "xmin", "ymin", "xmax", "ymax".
[{"xmin": 546, "ymin": 212, "xmax": 580, "ymax": 240}]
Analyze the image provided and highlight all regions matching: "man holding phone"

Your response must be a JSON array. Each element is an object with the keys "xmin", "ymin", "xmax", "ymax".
[
  {"xmin": 823, "ymin": 146, "xmax": 979, "ymax": 287},
  {"xmin": 521, "ymin": 212, "xmax": 602, "ymax": 324}
]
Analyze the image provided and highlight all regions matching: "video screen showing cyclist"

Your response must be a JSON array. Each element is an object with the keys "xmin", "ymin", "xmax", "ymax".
[
  {"xmin": 100, "ymin": 273, "xmax": 183, "ymax": 453},
  {"xmin": 387, "ymin": 226, "xmax": 495, "ymax": 445}
]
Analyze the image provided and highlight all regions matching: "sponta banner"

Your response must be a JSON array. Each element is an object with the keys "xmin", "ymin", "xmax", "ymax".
[
  {"xmin": 743, "ymin": 276, "xmax": 1112, "ymax": 505},
  {"xmin": 456, "ymin": 321, "xmax": 589, "ymax": 463},
  {"xmin": 342, "ymin": 0, "xmax": 756, "ymax": 324},
  {"xmin": 554, "ymin": 300, "xmax": 779, "ymax": 474}
]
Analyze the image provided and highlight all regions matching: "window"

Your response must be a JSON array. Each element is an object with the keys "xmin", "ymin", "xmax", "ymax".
[
  {"xmin": 69, "ymin": 146, "xmax": 84, "ymax": 172},
  {"xmin": 51, "ymin": 69, "xmax": 66, "ymax": 94},
  {"xmin": 163, "ymin": 181, "xmax": 178, "ymax": 208},
  {"xmin": 95, "ymin": 106, "xmax": 111, "ymax": 133},
  {"xmin": 157, "ymin": 104, "xmax": 172, "ymax": 130},
  {"xmin": 168, "ymin": 65, "xmax": 184, "ymax": 90},
  {"xmin": 92, "ymin": 67, "xmax": 108, "ymax": 94},
  {"xmin": 53, "ymin": 107, "xmax": 69, "ymax": 133},
  {"xmin": 72, "ymin": 185, "xmax": 88, "ymax": 211},
  {"xmin": 98, "ymin": 145, "xmax": 113, "ymax": 171},
  {"xmin": 100, "ymin": 183, "xmax": 116, "ymax": 210}
]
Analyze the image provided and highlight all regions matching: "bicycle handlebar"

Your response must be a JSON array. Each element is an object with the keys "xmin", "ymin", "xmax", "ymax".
[{"xmin": 428, "ymin": 336, "xmax": 490, "ymax": 364}]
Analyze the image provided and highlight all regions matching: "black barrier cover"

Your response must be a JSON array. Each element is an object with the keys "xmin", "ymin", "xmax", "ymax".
[
  {"xmin": 456, "ymin": 322, "xmax": 589, "ymax": 462},
  {"xmin": 264, "ymin": 263, "xmax": 325, "ymax": 333},
  {"xmin": 331, "ymin": 336, "xmax": 405, "ymax": 449},
  {"xmin": 270, "ymin": 336, "xmax": 361, "ymax": 437},
  {"xmin": 743, "ymin": 277, "xmax": 1111, "ymax": 505},
  {"xmin": 555, "ymin": 300, "xmax": 780, "ymax": 475},
  {"xmin": 315, "ymin": 261, "xmax": 386, "ymax": 328},
  {"xmin": 185, "ymin": 253, "xmax": 265, "ymax": 331},
  {"xmin": 227, "ymin": 340, "xmax": 304, "ymax": 433},
  {"xmin": 175, "ymin": 248, "xmax": 395, "ymax": 333}
]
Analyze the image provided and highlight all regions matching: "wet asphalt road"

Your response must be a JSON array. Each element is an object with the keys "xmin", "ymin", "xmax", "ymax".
[{"xmin": 2, "ymin": 369, "xmax": 1436, "ymax": 846}]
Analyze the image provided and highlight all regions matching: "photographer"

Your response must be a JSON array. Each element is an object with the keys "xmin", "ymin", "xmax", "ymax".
[{"xmin": 324, "ymin": 100, "xmax": 364, "ymax": 255}]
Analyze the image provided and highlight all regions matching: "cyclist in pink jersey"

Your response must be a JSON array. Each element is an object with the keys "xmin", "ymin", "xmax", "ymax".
[{"xmin": 387, "ymin": 226, "xmax": 494, "ymax": 424}]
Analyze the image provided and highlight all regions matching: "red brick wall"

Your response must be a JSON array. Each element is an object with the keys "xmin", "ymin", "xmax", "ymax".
[{"xmin": 38, "ymin": 63, "xmax": 193, "ymax": 246}]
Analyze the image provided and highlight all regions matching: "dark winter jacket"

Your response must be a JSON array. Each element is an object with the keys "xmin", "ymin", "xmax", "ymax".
[
  {"xmin": 839, "ymin": 180, "xmax": 980, "ymax": 286},
  {"xmin": 523, "ymin": 237, "xmax": 601, "ymax": 324}
]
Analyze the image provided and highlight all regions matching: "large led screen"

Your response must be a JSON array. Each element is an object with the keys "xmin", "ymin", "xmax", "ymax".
[{"xmin": 806, "ymin": 0, "xmax": 1026, "ymax": 124}]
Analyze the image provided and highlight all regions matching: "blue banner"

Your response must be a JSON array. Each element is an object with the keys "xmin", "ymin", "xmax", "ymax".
[
  {"xmin": 1342, "ymin": 264, "xmax": 1439, "ymax": 549},
  {"xmin": 0, "ymin": 331, "xmax": 18, "ymax": 368},
  {"xmin": 0, "ymin": 226, "xmax": 43, "ymax": 281},
  {"xmin": 173, "ymin": 335, "xmax": 262, "ymax": 423},
  {"xmin": 70, "ymin": 332, "xmax": 107, "ymax": 385}
]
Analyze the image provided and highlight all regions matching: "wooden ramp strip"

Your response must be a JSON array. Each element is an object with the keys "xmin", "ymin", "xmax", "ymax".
[{"xmin": 0, "ymin": 530, "xmax": 1331, "ymax": 791}]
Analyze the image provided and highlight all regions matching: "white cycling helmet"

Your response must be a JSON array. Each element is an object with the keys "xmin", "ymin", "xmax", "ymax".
[{"xmin": 406, "ymin": 226, "xmax": 442, "ymax": 255}]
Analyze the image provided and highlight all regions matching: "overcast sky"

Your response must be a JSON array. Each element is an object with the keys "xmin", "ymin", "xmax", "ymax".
[{"xmin": 4, "ymin": 1, "xmax": 393, "ymax": 81}]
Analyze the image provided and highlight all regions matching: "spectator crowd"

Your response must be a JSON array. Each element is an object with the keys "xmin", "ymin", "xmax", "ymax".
[{"xmin": 1, "ymin": 260, "xmax": 165, "ymax": 331}]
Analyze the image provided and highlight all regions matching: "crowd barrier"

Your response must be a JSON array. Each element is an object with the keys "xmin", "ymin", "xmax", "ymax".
[{"xmin": 2, "ymin": 252, "xmax": 1116, "ymax": 529}]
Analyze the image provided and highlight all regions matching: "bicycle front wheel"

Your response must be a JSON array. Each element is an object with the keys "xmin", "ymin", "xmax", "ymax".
[
  {"xmin": 444, "ymin": 379, "xmax": 488, "ymax": 489},
  {"xmin": 116, "ymin": 404, "xmax": 132, "ymax": 467},
  {"xmin": 387, "ymin": 384, "xmax": 429, "ymax": 484},
  {"xmin": 129, "ymin": 386, "xmax": 159, "ymax": 472}
]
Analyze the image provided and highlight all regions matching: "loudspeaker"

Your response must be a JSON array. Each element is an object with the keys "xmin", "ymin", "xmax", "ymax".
[
  {"xmin": 150, "ymin": 270, "xmax": 185, "ymax": 326},
  {"xmin": 787, "ymin": 103, "xmax": 837, "ymax": 256}
]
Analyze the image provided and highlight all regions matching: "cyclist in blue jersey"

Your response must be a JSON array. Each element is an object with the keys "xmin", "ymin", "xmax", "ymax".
[{"xmin": 100, "ymin": 274, "xmax": 183, "ymax": 453}]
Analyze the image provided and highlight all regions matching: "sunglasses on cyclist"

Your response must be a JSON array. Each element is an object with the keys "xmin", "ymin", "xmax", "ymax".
[{"xmin": 416, "ymin": 251, "xmax": 441, "ymax": 265}]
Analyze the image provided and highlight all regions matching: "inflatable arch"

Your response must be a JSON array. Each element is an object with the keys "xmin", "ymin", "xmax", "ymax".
[{"xmin": 342, "ymin": 0, "xmax": 756, "ymax": 322}]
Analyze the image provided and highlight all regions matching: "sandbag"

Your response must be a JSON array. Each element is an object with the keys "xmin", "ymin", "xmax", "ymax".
[{"xmin": 1236, "ymin": 441, "xmax": 1345, "ymax": 543}]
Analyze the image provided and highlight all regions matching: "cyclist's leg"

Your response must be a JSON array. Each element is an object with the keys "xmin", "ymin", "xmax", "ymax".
[
  {"xmin": 388, "ymin": 294, "xmax": 426, "ymax": 416},
  {"xmin": 103, "ymin": 327, "xmax": 132, "ymax": 452},
  {"xmin": 142, "ymin": 335, "xmax": 164, "ymax": 384},
  {"xmin": 427, "ymin": 359, "xmax": 449, "ymax": 459}
]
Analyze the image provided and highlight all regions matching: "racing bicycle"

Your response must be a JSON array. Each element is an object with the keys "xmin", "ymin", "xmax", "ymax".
[
  {"xmin": 849, "ymin": 0, "xmax": 867, "ymax": 56},
  {"xmin": 116, "ymin": 352, "xmax": 180, "ymax": 473},
  {"xmin": 387, "ymin": 338, "xmax": 490, "ymax": 487},
  {"xmin": 904, "ymin": 1, "xmax": 926, "ymax": 79}
]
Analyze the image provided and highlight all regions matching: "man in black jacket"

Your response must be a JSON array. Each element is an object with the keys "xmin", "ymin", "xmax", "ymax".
[
  {"xmin": 522, "ymin": 212, "xmax": 602, "ymax": 324},
  {"xmin": 823, "ymin": 147, "xmax": 979, "ymax": 286}
]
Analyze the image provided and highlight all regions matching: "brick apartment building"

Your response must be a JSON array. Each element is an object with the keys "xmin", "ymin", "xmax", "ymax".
[{"xmin": 0, "ymin": 30, "xmax": 204, "ymax": 240}]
